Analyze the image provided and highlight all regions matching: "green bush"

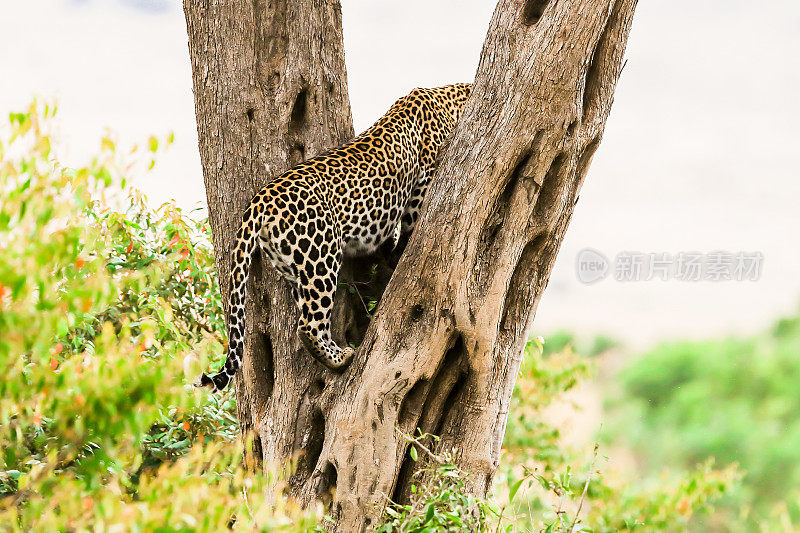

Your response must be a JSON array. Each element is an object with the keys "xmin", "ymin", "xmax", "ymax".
[
  {"xmin": 378, "ymin": 437, "xmax": 492, "ymax": 533},
  {"xmin": 491, "ymin": 338, "xmax": 737, "ymax": 532},
  {"xmin": 610, "ymin": 313, "xmax": 800, "ymax": 529},
  {"xmin": 0, "ymin": 101, "xmax": 319, "ymax": 531}
]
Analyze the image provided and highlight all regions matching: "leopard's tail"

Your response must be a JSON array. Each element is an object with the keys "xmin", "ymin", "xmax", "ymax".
[{"xmin": 196, "ymin": 204, "xmax": 262, "ymax": 392}]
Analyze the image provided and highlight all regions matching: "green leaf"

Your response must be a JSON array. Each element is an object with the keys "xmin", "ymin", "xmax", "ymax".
[
  {"xmin": 410, "ymin": 445, "xmax": 418, "ymax": 461},
  {"xmin": 508, "ymin": 477, "xmax": 525, "ymax": 503},
  {"xmin": 423, "ymin": 503, "xmax": 435, "ymax": 525}
]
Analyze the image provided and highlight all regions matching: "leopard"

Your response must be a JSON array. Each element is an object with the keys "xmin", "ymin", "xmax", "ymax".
[{"xmin": 198, "ymin": 83, "xmax": 472, "ymax": 391}]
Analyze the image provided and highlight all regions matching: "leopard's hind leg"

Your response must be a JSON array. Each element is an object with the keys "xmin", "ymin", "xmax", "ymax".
[
  {"xmin": 259, "ymin": 195, "xmax": 354, "ymax": 371},
  {"xmin": 295, "ymin": 258, "xmax": 354, "ymax": 371}
]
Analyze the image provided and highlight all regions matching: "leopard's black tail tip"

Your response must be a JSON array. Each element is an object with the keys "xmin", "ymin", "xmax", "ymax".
[
  {"xmin": 194, "ymin": 373, "xmax": 214, "ymax": 389},
  {"xmin": 194, "ymin": 372, "xmax": 230, "ymax": 392}
]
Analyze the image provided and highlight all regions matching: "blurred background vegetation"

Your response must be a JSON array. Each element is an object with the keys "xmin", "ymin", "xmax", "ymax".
[{"xmin": 1, "ymin": 104, "xmax": 797, "ymax": 531}]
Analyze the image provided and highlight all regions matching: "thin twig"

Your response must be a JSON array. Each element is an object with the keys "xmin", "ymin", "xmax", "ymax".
[
  {"xmin": 554, "ymin": 484, "xmax": 569, "ymax": 527},
  {"xmin": 494, "ymin": 505, "xmax": 506, "ymax": 533},
  {"xmin": 395, "ymin": 428, "xmax": 444, "ymax": 464},
  {"xmin": 617, "ymin": 59, "xmax": 629, "ymax": 82},
  {"xmin": 569, "ymin": 443, "xmax": 600, "ymax": 533},
  {"xmin": 242, "ymin": 481, "xmax": 254, "ymax": 521},
  {"xmin": 342, "ymin": 280, "xmax": 371, "ymax": 315},
  {"xmin": 353, "ymin": 284, "xmax": 370, "ymax": 314}
]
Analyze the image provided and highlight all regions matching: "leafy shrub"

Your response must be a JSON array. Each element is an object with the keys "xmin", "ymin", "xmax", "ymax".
[
  {"xmin": 609, "ymin": 313, "xmax": 800, "ymax": 529},
  {"xmin": 540, "ymin": 331, "xmax": 619, "ymax": 358},
  {"xmin": 0, "ymin": 101, "xmax": 319, "ymax": 531},
  {"xmin": 378, "ymin": 434, "xmax": 492, "ymax": 532},
  {"xmin": 495, "ymin": 338, "xmax": 737, "ymax": 532}
]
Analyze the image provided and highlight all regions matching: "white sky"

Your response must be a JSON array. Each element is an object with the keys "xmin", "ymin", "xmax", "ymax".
[{"xmin": 2, "ymin": 0, "xmax": 799, "ymax": 346}]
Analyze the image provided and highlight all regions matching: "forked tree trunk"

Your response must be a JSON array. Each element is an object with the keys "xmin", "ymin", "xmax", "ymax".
[{"xmin": 184, "ymin": 0, "xmax": 636, "ymax": 530}]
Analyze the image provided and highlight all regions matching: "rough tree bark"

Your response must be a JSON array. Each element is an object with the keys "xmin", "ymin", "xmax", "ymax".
[
  {"xmin": 183, "ymin": 0, "xmax": 363, "ymax": 471},
  {"xmin": 184, "ymin": 0, "xmax": 636, "ymax": 530}
]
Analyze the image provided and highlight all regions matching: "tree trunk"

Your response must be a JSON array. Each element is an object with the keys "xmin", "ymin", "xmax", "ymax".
[
  {"xmin": 184, "ymin": 0, "xmax": 636, "ymax": 530},
  {"xmin": 182, "ymin": 0, "xmax": 359, "ymax": 468}
]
